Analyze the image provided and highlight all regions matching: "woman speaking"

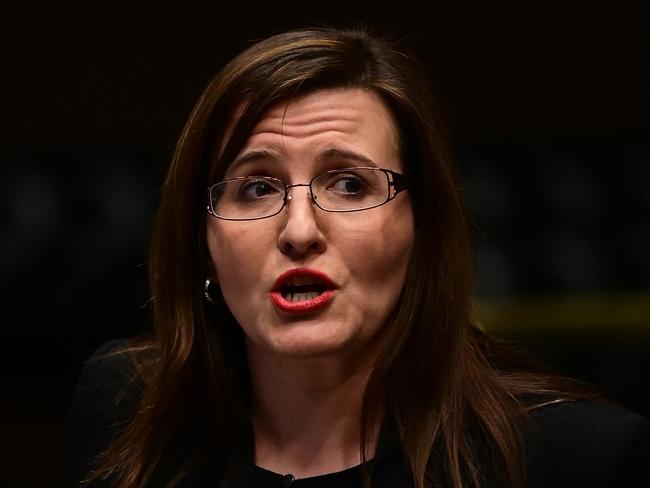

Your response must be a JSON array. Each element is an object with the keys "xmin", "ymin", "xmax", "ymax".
[{"xmin": 67, "ymin": 27, "xmax": 650, "ymax": 487}]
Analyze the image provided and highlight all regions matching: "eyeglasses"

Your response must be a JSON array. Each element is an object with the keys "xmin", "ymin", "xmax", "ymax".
[{"xmin": 206, "ymin": 166, "xmax": 407, "ymax": 221}]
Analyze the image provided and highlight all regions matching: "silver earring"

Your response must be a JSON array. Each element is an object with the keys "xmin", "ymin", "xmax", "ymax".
[{"xmin": 204, "ymin": 278, "xmax": 218, "ymax": 304}]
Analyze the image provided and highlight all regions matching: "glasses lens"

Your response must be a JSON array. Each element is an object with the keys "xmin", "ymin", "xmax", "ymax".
[
  {"xmin": 210, "ymin": 177, "xmax": 285, "ymax": 220},
  {"xmin": 312, "ymin": 168, "xmax": 390, "ymax": 211}
]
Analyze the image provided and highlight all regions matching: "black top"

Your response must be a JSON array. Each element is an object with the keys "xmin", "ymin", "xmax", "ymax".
[
  {"xmin": 252, "ymin": 465, "xmax": 363, "ymax": 488},
  {"xmin": 66, "ymin": 340, "xmax": 650, "ymax": 487}
]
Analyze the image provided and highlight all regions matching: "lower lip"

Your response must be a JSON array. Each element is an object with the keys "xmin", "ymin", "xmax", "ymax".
[{"xmin": 270, "ymin": 290, "xmax": 336, "ymax": 314}]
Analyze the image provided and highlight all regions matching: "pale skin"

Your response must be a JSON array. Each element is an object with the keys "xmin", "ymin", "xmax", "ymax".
[{"xmin": 206, "ymin": 88, "xmax": 415, "ymax": 478}]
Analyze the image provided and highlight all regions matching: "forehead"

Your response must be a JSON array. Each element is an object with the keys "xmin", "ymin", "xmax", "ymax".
[
  {"xmin": 253, "ymin": 88, "xmax": 397, "ymax": 135},
  {"xmin": 223, "ymin": 88, "xmax": 402, "ymax": 174}
]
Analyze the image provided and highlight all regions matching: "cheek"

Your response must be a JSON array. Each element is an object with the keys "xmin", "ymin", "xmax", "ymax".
[
  {"xmin": 335, "ymin": 204, "xmax": 414, "ymax": 295},
  {"xmin": 206, "ymin": 222, "xmax": 273, "ymax": 290}
]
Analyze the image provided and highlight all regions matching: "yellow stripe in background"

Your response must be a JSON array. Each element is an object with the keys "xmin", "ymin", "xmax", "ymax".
[{"xmin": 475, "ymin": 292, "xmax": 650, "ymax": 334}]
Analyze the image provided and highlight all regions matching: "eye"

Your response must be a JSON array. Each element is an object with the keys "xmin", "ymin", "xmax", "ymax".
[
  {"xmin": 327, "ymin": 174, "xmax": 368, "ymax": 195},
  {"xmin": 238, "ymin": 178, "xmax": 283, "ymax": 199}
]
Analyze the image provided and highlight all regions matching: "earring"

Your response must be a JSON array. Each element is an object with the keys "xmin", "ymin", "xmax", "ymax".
[{"xmin": 204, "ymin": 278, "xmax": 219, "ymax": 304}]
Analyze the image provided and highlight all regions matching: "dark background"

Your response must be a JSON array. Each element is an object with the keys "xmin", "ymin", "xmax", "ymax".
[{"xmin": 2, "ymin": 2, "xmax": 649, "ymax": 486}]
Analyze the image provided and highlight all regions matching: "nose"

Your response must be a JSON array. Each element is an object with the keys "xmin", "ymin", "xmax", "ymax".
[{"xmin": 277, "ymin": 185, "xmax": 326, "ymax": 258}]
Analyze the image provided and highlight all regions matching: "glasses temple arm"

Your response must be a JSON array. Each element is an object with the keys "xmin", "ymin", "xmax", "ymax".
[{"xmin": 387, "ymin": 170, "xmax": 408, "ymax": 195}]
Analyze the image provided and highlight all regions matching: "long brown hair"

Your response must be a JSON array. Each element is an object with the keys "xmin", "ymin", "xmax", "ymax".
[{"xmin": 87, "ymin": 26, "xmax": 586, "ymax": 488}]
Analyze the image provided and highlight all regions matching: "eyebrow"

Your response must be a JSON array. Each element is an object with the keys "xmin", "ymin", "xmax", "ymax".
[
  {"xmin": 317, "ymin": 148, "xmax": 378, "ymax": 167},
  {"xmin": 227, "ymin": 147, "xmax": 379, "ymax": 175},
  {"xmin": 228, "ymin": 149, "xmax": 280, "ymax": 174}
]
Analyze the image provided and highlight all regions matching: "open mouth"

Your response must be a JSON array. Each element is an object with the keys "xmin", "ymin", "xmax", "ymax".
[
  {"xmin": 271, "ymin": 268, "xmax": 337, "ymax": 313},
  {"xmin": 281, "ymin": 283, "xmax": 328, "ymax": 302}
]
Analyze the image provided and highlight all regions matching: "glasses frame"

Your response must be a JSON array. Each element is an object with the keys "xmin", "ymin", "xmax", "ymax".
[{"xmin": 206, "ymin": 166, "xmax": 408, "ymax": 221}]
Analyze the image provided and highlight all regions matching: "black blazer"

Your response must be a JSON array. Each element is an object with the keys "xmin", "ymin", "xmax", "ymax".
[{"xmin": 66, "ymin": 340, "xmax": 650, "ymax": 487}]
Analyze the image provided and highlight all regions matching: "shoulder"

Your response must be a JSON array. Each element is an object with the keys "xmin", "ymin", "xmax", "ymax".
[
  {"xmin": 65, "ymin": 339, "xmax": 145, "ymax": 483},
  {"xmin": 527, "ymin": 399, "xmax": 650, "ymax": 487},
  {"xmin": 69, "ymin": 339, "xmax": 143, "ymax": 419}
]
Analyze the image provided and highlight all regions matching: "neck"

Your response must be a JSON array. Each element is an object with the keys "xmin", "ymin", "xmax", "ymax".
[{"xmin": 246, "ymin": 342, "xmax": 380, "ymax": 478}]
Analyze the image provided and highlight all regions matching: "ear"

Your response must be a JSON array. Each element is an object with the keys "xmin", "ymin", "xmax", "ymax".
[
  {"xmin": 205, "ymin": 229, "xmax": 220, "ymax": 285},
  {"xmin": 212, "ymin": 269, "xmax": 219, "ymax": 285},
  {"xmin": 205, "ymin": 258, "xmax": 219, "ymax": 286}
]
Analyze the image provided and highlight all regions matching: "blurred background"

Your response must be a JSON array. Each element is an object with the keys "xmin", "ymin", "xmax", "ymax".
[{"xmin": 2, "ymin": 1, "xmax": 649, "ymax": 485}]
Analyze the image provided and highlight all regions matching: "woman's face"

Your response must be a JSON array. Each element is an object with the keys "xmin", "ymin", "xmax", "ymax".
[{"xmin": 206, "ymin": 88, "xmax": 414, "ymax": 363}]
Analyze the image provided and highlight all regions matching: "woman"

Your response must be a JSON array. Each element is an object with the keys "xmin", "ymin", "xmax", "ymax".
[{"xmin": 67, "ymin": 27, "xmax": 650, "ymax": 487}]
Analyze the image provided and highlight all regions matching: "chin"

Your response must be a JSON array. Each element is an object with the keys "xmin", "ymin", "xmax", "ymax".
[{"xmin": 265, "ymin": 327, "xmax": 357, "ymax": 359}]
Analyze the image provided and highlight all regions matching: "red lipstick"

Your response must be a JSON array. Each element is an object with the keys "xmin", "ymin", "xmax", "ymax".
[{"xmin": 270, "ymin": 268, "xmax": 337, "ymax": 314}]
